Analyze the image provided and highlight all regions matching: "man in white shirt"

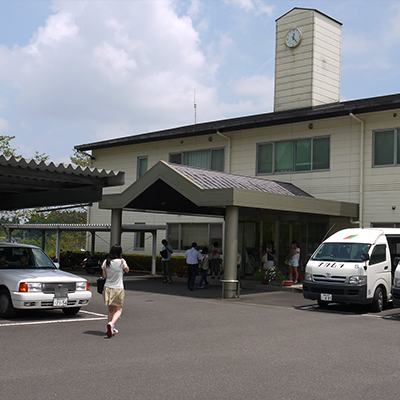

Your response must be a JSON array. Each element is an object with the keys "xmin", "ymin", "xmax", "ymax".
[{"xmin": 185, "ymin": 242, "xmax": 201, "ymax": 291}]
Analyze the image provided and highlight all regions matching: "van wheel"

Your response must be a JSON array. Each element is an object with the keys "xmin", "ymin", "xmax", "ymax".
[
  {"xmin": 371, "ymin": 287, "xmax": 384, "ymax": 312},
  {"xmin": 317, "ymin": 299, "xmax": 330, "ymax": 309},
  {"xmin": 0, "ymin": 288, "xmax": 17, "ymax": 319}
]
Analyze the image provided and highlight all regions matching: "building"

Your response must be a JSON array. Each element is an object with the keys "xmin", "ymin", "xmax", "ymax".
[{"xmin": 75, "ymin": 8, "xmax": 400, "ymax": 285}]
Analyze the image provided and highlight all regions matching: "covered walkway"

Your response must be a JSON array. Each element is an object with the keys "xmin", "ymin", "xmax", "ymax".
[{"xmin": 99, "ymin": 160, "xmax": 359, "ymax": 298}]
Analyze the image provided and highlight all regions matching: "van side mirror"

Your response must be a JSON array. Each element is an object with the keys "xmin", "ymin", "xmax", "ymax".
[
  {"xmin": 361, "ymin": 253, "xmax": 370, "ymax": 262},
  {"xmin": 361, "ymin": 253, "xmax": 369, "ymax": 270}
]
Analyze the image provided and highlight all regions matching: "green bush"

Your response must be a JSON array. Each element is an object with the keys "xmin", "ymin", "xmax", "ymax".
[{"xmin": 52, "ymin": 250, "xmax": 187, "ymax": 275}]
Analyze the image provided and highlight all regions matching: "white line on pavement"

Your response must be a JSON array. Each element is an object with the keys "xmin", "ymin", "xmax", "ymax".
[{"xmin": 0, "ymin": 310, "xmax": 107, "ymax": 327}]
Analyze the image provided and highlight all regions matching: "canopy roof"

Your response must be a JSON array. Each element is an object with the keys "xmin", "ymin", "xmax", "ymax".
[
  {"xmin": 0, "ymin": 155, "xmax": 125, "ymax": 211},
  {"xmin": 100, "ymin": 161, "xmax": 358, "ymax": 218}
]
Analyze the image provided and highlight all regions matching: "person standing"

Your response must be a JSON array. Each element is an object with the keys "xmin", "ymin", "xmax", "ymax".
[
  {"xmin": 210, "ymin": 241, "xmax": 222, "ymax": 279},
  {"xmin": 198, "ymin": 247, "xmax": 210, "ymax": 289},
  {"xmin": 185, "ymin": 242, "xmax": 201, "ymax": 291},
  {"xmin": 266, "ymin": 241, "xmax": 276, "ymax": 270},
  {"xmin": 161, "ymin": 239, "xmax": 173, "ymax": 284},
  {"xmin": 289, "ymin": 241, "xmax": 300, "ymax": 284},
  {"xmin": 102, "ymin": 244, "xmax": 129, "ymax": 338}
]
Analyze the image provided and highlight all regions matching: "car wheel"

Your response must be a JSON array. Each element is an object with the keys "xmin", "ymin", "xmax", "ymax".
[
  {"xmin": 62, "ymin": 307, "xmax": 81, "ymax": 316},
  {"xmin": 317, "ymin": 299, "xmax": 330, "ymax": 309},
  {"xmin": 371, "ymin": 287, "xmax": 384, "ymax": 312},
  {"xmin": 0, "ymin": 288, "xmax": 17, "ymax": 319}
]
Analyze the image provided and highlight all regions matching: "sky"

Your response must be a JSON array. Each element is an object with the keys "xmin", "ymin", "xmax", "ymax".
[{"xmin": 1, "ymin": 0, "xmax": 400, "ymax": 163}]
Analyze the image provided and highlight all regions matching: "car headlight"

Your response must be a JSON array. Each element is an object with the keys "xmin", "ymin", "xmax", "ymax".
[
  {"xmin": 19, "ymin": 282, "xmax": 43, "ymax": 292},
  {"xmin": 348, "ymin": 276, "xmax": 367, "ymax": 285},
  {"xmin": 304, "ymin": 272, "xmax": 313, "ymax": 281},
  {"xmin": 394, "ymin": 278, "xmax": 400, "ymax": 288},
  {"xmin": 76, "ymin": 281, "xmax": 89, "ymax": 291}
]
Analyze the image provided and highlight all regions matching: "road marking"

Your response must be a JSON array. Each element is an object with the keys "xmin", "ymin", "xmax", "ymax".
[{"xmin": 0, "ymin": 310, "xmax": 107, "ymax": 327}]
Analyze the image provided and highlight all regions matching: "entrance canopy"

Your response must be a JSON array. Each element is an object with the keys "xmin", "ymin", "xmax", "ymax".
[
  {"xmin": 100, "ymin": 161, "xmax": 358, "ymax": 219},
  {"xmin": 0, "ymin": 155, "xmax": 125, "ymax": 211}
]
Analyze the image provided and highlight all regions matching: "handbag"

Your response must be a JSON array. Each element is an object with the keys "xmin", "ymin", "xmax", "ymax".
[
  {"xmin": 97, "ymin": 277, "xmax": 106, "ymax": 294},
  {"xmin": 160, "ymin": 249, "xmax": 168, "ymax": 259}
]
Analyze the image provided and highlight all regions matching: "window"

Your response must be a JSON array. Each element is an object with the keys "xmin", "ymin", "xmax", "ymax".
[
  {"xmin": 134, "ymin": 223, "xmax": 145, "ymax": 250},
  {"xmin": 169, "ymin": 148, "xmax": 224, "ymax": 171},
  {"xmin": 373, "ymin": 129, "xmax": 400, "ymax": 166},
  {"xmin": 167, "ymin": 223, "xmax": 223, "ymax": 251},
  {"xmin": 370, "ymin": 244, "xmax": 386, "ymax": 265},
  {"xmin": 257, "ymin": 137, "xmax": 330, "ymax": 174},
  {"xmin": 137, "ymin": 156, "xmax": 148, "ymax": 178}
]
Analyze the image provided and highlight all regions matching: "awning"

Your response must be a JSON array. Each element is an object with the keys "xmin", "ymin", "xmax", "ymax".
[{"xmin": 0, "ymin": 155, "xmax": 125, "ymax": 210}]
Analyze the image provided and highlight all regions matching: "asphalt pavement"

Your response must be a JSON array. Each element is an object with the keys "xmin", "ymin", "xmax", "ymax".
[{"xmin": 2, "ymin": 270, "xmax": 400, "ymax": 400}]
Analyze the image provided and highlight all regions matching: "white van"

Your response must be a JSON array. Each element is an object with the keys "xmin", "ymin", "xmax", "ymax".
[{"xmin": 303, "ymin": 228, "xmax": 400, "ymax": 312}]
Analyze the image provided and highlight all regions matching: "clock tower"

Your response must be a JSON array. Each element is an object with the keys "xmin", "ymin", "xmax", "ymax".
[{"xmin": 274, "ymin": 8, "xmax": 342, "ymax": 112}]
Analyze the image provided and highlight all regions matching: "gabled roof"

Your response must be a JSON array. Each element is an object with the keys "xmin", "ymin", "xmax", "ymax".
[
  {"xmin": 100, "ymin": 161, "xmax": 358, "ymax": 218},
  {"xmin": 167, "ymin": 163, "xmax": 313, "ymax": 197},
  {"xmin": 75, "ymin": 93, "xmax": 400, "ymax": 151},
  {"xmin": 0, "ymin": 155, "xmax": 125, "ymax": 210}
]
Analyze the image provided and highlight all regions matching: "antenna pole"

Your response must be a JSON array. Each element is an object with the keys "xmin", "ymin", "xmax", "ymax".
[{"xmin": 194, "ymin": 89, "xmax": 197, "ymax": 124}]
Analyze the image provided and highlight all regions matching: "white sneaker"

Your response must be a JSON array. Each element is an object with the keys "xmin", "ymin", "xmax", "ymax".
[{"xmin": 113, "ymin": 327, "xmax": 119, "ymax": 335}]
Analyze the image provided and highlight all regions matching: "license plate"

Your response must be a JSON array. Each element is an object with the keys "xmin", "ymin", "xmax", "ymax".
[
  {"xmin": 320, "ymin": 293, "xmax": 332, "ymax": 301},
  {"xmin": 53, "ymin": 297, "xmax": 68, "ymax": 306}
]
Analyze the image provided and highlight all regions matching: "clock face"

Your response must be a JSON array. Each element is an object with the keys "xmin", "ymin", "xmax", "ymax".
[{"xmin": 285, "ymin": 28, "xmax": 302, "ymax": 48}]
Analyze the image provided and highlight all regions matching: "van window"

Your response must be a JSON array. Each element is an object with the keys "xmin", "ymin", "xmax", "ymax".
[
  {"xmin": 370, "ymin": 245, "xmax": 386, "ymax": 265},
  {"xmin": 313, "ymin": 243, "xmax": 370, "ymax": 262}
]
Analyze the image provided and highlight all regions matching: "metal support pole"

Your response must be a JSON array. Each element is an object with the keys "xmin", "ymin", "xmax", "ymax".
[
  {"xmin": 110, "ymin": 208, "xmax": 122, "ymax": 246},
  {"xmin": 56, "ymin": 229, "xmax": 61, "ymax": 262},
  {"xmin": 222, "ymin": 206, "xmax": 239, "ymax": 298},
  {"xmin": 151, "ymin": 231, "xmax": 157, "ymax": 275},
  {"xmin": 91, "ymin": 231, "xmax": 96, "ymax": 256}
]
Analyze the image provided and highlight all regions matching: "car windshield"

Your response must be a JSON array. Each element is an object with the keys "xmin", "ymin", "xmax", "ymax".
[
  {"xmin": 0, "ymin": 246, "xmax": 56, "ymax": 269},
  {"xmin": 312, "ymin": 242, "xmax": 371, "ymax": 262}
]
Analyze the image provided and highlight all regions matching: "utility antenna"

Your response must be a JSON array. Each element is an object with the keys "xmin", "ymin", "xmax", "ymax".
[{"xmin": 194, "ymin": 89, "xmax": 197, "ymax": 124}]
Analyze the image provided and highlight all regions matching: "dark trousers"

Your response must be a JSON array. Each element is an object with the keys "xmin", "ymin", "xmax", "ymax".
[
  {"xmin": 187, "ymin": 264, "xmax": 198, "ymax": 289},
  {"xmin": 162, "ymin": 260, "xmax": 171, "ymax": 282},
  {"xmin": 199, "ymin": 269, "xmax": 209, "ymax": 287}
]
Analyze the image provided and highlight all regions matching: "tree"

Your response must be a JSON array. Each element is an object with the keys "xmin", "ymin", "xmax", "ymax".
[
  {"xmin": 70, "ymin": 149, "xmax": 91, "ymax": 167},
  {"xmin": 33, "ymin": 151, "xmax": 50, "ymax": 162},
  {"xmin": 0, "ymin": 135, "xmax": 21, "ymax": 158}
]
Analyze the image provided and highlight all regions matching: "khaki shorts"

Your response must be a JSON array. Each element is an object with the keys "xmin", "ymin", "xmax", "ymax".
[{"xmin": 103, "ymin": 287, "xmax": 125, "ymax": 307}]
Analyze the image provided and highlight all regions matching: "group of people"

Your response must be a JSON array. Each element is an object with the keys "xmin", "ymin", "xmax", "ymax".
[
  {"xmin": 100, "ymin": 238, "xmax": 301, "ymax": 338},
  {"xmin": 185, "ymin": 241, "xmax": 222, "ymax": 291},
  {"xmin": 261, "ymin": 240, "xmax": 300, "ymax": 283}
]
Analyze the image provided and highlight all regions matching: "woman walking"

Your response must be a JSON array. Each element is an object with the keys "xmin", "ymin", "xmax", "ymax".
[{"xmin": 101, "ymin": 244, "xmax": 129, "ymax": 338}]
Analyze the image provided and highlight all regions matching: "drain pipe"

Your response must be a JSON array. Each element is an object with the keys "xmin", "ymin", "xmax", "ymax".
[
  {"xmin": 349, "ymin": 113, "xmax": 364, "ymax": 228},
  {"xmin": 217, "ymin": 130, "xmax": 231, "ymax": 173}
]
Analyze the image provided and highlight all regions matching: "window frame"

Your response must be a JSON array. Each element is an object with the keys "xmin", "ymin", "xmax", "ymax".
[
  {"xmin": 256, "ymin": 136, "xmax": 330, "ymax": 175},
  {"xmin": 137, "ymin": 156, "xmax": 148, "ymax": 179},
  {"xmin": 372, "ymin": 128, "xmax": 400, "ymax": 167},
  {"xmin": 169, "ymin": 147, "xmax": 225, "ymax": 172}
]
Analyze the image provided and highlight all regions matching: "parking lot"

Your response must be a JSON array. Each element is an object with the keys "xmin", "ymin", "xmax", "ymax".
[{"xmin": 2, "ymin": 274, "xmax": 400, "ymax": 400}]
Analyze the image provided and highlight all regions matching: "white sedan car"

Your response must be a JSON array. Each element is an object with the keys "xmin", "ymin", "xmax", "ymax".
[{"xmin": 0, "ymin": 243, "xmax": 92, "ymax": 318}]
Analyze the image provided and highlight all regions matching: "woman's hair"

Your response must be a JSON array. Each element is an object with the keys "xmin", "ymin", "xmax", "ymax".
[
  {"xmin": 106, "ymin": 244, "xmax": 123, "ymax": 267},
  {"xmin": 202, "ymin": 247, "xmax": 208, "ymax": 255}
]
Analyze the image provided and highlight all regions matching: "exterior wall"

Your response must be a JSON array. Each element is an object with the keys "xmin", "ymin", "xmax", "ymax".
[
  {"xmin": 89, "ymin": 107, "xmax": 400, "ymax": 255},
  {"xmin": 274, "ymin": 8, "xmax": 341, "ymax": 112}
]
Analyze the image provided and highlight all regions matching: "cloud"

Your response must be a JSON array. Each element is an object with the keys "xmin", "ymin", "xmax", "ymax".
[
  {"xmin": 224, "ymin": 0, "xmax": 275, "ymax": 16},
  {"xmin": 0, "ymin": 0, "xmax": 276, "ymax": 161}
]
